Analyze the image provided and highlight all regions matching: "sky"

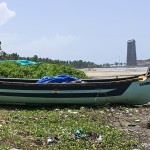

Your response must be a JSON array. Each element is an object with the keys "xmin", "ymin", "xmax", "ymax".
[{"xmin": 0, "ymin": 0, "xmax": 150, "ymax": 64}]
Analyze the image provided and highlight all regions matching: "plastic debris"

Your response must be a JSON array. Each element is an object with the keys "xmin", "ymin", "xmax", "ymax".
[
  {"xmin": 86, "ymin": 131, "xmax": 102, "ymax": 141},
  {"xmin": 47, "ymin": 136, "xmax": 59, "ymax": 144},
  {"xmin": 68, "ymin": 110, "xmax": 79, "ymax": 114},
  {"xmin": 74, "ymin": 129, "xmax": 85, "ymax": 138},
  {"xmin": 74, "ymin": 129, "xmax": 84, "ymax": 136},
  {"xmin": 135, "ymin": 119, "xmax": 140, "ymax": 122},
  {"xmin": 96, "ymin": 135, "xmax": 102, "ymax": 142},
  {"xmin": 74, "ymin": 129, "xmax": 102, "ymax": 142}
]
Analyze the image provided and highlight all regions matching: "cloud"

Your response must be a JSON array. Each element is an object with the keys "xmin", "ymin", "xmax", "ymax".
[{"xmin": 0, "ymin": 2, "xmax": 16, "ymax": 25}]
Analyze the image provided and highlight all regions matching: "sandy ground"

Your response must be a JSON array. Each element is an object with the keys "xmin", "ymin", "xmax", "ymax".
[{"xmin": 81, "ymin": 67, "xmax": 148, "ymax": 78}]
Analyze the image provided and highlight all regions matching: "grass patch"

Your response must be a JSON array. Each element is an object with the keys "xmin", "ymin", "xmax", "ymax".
[{"xmin": 0, "ymin": 105, "xmax": 140, "ymax": 150}]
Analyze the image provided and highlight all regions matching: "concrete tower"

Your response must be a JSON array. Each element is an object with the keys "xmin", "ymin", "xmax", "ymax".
[{"xmin": 127, "ymin": 39, "xmax": 137, "ymax": 66}]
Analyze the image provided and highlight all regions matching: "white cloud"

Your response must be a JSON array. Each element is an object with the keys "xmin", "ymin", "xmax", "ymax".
[{"xmin": 0, "ymin": 2, "xmax": 16, "ymax": 25}]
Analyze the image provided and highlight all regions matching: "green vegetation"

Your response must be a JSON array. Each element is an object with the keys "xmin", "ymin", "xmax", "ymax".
[
  {"xmin": 0, "ymin": 106, "xmax": 139, "ymax": 150},
  {"xmin": 0, "ymin": 62, "xmax": 88, "ymax": 79}
]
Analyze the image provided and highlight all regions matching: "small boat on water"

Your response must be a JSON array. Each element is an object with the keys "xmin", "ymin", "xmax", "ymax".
[{"xmin": 0, "ymin": 72, "xmax": 150, "ymax": 106}]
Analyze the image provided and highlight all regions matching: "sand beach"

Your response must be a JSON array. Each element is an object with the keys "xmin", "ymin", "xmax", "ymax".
[{"xmin": 81, "ymin": 67, "xmax": 148, "ymax": 78}]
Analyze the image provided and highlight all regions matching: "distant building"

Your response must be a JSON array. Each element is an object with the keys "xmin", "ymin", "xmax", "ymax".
[{"xmin": 127, "ymin": 39, "xmax": 137, "ymax": 66}]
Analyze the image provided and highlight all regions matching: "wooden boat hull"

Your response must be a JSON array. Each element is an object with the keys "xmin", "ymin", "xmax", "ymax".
[{"xmin": 0, "ymin": 74, "xmax": 150, "ymax": 105}]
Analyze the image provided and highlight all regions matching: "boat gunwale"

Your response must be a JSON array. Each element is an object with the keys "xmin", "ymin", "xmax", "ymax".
[{"xmin": 0, "ymin": 74, "xmax": 146, "ymax": 87}]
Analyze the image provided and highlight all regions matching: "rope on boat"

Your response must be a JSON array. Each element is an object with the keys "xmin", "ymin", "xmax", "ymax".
[{"xmin": 138, "ymin": 75, "xmax": 147, "ymax": 81}]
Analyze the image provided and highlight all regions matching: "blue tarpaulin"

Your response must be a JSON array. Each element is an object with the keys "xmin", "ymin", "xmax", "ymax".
[
  {"xmin": 0, "ymin": 60, "xmax": 41, "ymax": 65},
  {"xmin": 16, "ymin": 60, "xmax": 42, "ymax": 65},
  {"xmin": 36, "ymin": 74, "xmax": 80, "ymax": 83}
]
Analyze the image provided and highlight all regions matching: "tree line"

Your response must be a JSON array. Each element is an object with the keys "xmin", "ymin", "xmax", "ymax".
[{"xmin": 0, "ymin": 51, "xmax": 125, "ymax": 69}]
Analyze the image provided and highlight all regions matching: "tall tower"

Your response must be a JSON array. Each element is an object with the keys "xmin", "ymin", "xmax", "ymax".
[{"xmin": 127, "ymin": 39, "xmax": 137, "ymax": 66}]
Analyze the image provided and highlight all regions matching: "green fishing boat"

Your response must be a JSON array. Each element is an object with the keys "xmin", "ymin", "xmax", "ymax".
[{"xmin": 0, "ymin": 72, "xmax": 150, "ymax": 106}]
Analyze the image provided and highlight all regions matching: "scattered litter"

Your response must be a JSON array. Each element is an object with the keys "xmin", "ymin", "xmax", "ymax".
[
  {"xmin": 47, "ymin": 136, "xmax": 59, "ymax": 144},
  {"xmin": 68, "ymin": 110, "xmax": 79, "ymax": 114},
  {"xmin": 74, "ymin": 129, "xmax": 85, "ymax": 138},
  {"xmin": 86, "ymin": 131, "xmax": 102, "ymax": 141},
  {"xmin": 135, "ymin": 119, "xmax": 140, "ymax": 122},
  {"xmin": 96, "ymin": 135, "xmax": 102, "ymax": 142},
  {"xmin": 74, "ymin": 129, "xmax": 102, "ymax": 142}
]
